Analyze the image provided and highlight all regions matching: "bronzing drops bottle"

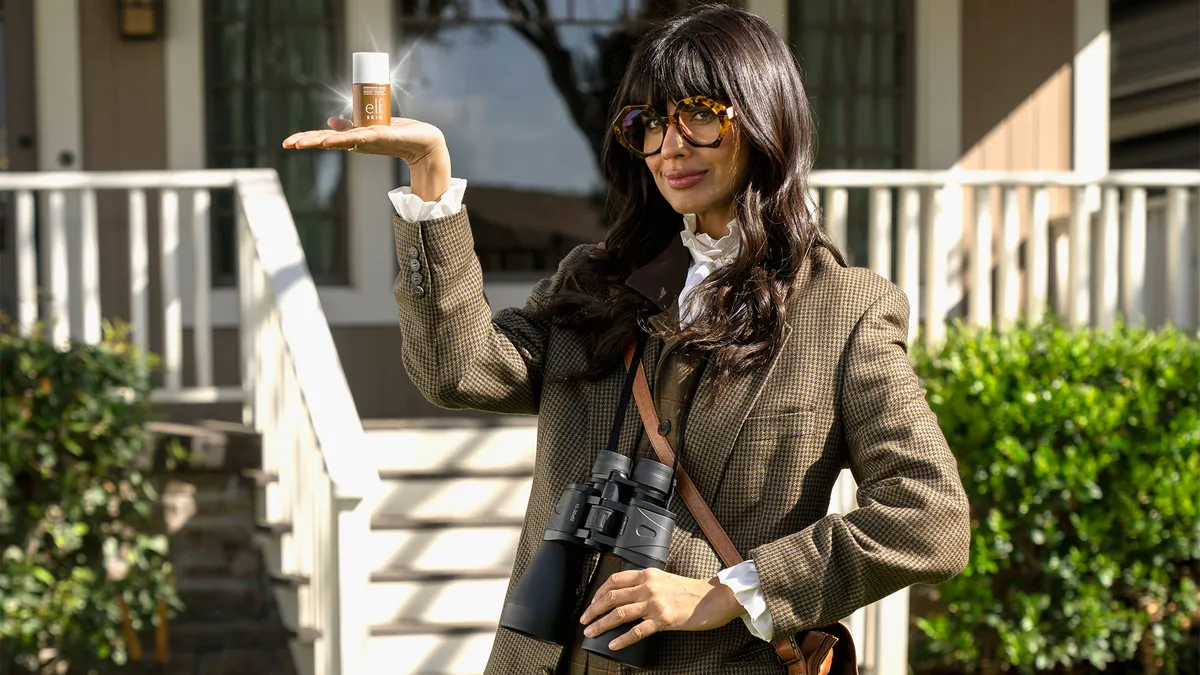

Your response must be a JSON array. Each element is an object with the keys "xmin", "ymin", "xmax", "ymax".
[{"xmin": 353, "ymin": 52, "xmax": 390, "ymax": 127}]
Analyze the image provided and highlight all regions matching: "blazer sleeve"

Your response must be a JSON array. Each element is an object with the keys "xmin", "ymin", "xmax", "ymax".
[
  {"xmin": 393, "ymin": 206, "xmax": 592, "ymax": 414},
  {"xmin": 748, "ymin": 286, "xmax": 972, "ymax": 637}
]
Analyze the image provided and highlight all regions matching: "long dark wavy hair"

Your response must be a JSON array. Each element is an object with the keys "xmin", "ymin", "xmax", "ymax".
[{"xmin": 535, "ymin": 4, "xmax": 846, "ymax": 384}]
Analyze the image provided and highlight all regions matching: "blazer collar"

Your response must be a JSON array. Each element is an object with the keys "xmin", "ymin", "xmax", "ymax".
[{"xmin": 625, "ymin": 235, "xmax": 690, "ymax": 310}]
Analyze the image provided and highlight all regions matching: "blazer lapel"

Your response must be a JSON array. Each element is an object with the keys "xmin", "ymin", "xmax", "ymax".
[{"xmin": 684, "ymin": 324, "xmax": 793, "ymax": 504}]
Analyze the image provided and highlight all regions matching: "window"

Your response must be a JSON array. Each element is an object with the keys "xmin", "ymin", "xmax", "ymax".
[
  {"xmin": 393, "ymin": 0, "xmax": 731, "ymax": 275},
  {"xmin": 205, "ymin": 0, "xmax": 348, "ymax": 284},
  {"xmin": 790, "ymin": 0, "xmax": 913, "ymax": 267},
  {"xmin": 790, "ymin": 0, "xmax": 913, "ymax": 170}
]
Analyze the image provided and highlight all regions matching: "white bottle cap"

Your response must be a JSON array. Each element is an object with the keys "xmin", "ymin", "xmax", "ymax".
[{"xmin": 353, "ymin": 52, "xmax": 389, "ymax": 84}]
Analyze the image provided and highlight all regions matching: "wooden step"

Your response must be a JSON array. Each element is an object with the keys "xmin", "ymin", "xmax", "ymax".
[
  {"xmin": 146, "ymin": 419, "xmax": 261, "ymax": 472},
  {"xmin": 371, "ymin": 515, "xmax": 525, "ymax": 531}
]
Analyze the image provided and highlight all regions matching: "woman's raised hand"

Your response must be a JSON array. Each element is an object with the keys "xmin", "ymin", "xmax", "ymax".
[{"xmin": 283, "ymin": 116, "xmax": 452, "ymax": 202}]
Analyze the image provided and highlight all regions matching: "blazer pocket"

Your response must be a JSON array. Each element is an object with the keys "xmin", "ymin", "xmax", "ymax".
[{"xmin": 739, "ymin": 409, "xmax": 813, "ymax": 442}]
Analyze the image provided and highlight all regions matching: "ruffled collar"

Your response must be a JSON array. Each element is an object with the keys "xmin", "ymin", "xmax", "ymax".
[{"xmin": 680, "ymin": 213, "xmax": 741, "ymax": 267}]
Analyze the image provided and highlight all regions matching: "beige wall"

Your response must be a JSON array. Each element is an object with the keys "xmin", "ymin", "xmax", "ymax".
[{"xmin": 960, "ymin": 0, "xmax": 1074, "ymax": 173}]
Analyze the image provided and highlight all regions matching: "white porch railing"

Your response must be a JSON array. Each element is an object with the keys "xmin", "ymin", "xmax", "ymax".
[
  {"xmin": 0, "ymin": 170, "xmax": 379, "ymax": 675},
  {"xmin": 808, "ymin": 170, "xmax": 1200, "ymax": 346}
]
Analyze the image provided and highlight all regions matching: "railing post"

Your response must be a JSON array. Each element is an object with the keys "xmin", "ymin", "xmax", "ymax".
[
  {"xmin": 897, "ymin": 188, "xmax": 921, "ymax": 345},
  {"xmin": 997, "ymin": 187, "xmax": 1020, "ymax": 329},
  {"xmin": 1096, "ymin": 187, "xmax": 1120, "ymax": 329},
  {"xmin": 160, "ymin": 189, "xmax": 183, "ymax": 390},
  {"xmin": 1165, "ymin": 187, "xmax": 1190, "ymax": 328},
  {"xmin": 46, "ymin": 190, "xmax": 70, "ymax": 346},
  {"xmin": 192, "ymin": 189, "xmax": 214, "ymax": 388},
  {"xmin": 128, "ymin": 189, "xmax": 151, "ymax": 365},
  {"xmin": 869, "ymin": 187, "xmax": 892, "ymax": 281},
  {"xmin": 1026, "ymin": 187, "xmax": 1050, "ymax": 321},
  {"xmin": 1120, "ymin": 187, "xmax": 1147, "ymax": 323},
  {"xmin": 1068, "ymin": 186, "xmax": 1092, "ymax": 326},
  {"xmin": 970, "ymin": 186, "xmax": 992, "ymax": 327},
  {"xmin": 921, "ymin": 185, "xmax": 947, "ymax": 348},
  {"xmin": 15, "ymin": 190, "xmax": 37, "ymax": 335},
  {"xmin": 826, "ymin": 187, "xmax": 850, "ymax": 259},
  {"xmin": 80, "ymin": 188, "xmax": 101, "ymax": 343},
  {"xmin": 334, "ymin": 496, "xmax": 372, "ymax": 675}
]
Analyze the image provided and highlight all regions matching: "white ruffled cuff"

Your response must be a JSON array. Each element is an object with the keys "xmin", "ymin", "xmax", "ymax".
[
  {"xmin": 717, "ymin": 559, "xmax": 775, "ymax": 643},
  {"xmin": 388, "ymin": 177, "xmax": 468, "ymax": 221}
]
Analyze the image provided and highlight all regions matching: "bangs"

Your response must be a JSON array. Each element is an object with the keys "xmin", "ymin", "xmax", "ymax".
[{"xmin": 627, "ymin": 33, "xmax": 730, "ymax": 111}]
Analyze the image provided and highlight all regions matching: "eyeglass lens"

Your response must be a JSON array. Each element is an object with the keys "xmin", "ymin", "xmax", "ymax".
[{"xmin": 620, "ymin": 101, "xmax": 723, "ymax": 155}]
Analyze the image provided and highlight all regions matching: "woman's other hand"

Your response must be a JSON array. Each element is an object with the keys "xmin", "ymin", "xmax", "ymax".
[
  {"xmin": 579, "ymin": 568, "xmax": 745, "ymax": 651},
  {"xmin": 282, "ymin": 116, "xmax": 452, "ymax": 202}
]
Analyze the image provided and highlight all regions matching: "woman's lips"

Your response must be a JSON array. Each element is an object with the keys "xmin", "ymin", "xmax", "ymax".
[{"xmin": 664, "ymin": 169, "xmax": 708, "ymax": 189}]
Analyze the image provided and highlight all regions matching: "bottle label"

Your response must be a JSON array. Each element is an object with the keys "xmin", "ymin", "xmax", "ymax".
[{"xmin": 353, "ymin": 84, "xmax": 391, "ymax": 126}]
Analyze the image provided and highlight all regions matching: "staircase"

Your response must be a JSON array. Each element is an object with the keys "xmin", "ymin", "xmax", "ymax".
[{"xmin": 361, "ymin": 421, "xmax": 538, "ymax": 675}]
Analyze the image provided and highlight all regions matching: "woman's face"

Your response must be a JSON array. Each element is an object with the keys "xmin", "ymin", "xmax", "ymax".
[{"xmin": 644, "ymin": 100, "xmax": 751, "ymax": 225}]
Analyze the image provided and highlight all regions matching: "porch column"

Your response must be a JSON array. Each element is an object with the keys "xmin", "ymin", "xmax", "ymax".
[
  {"xmin": 1074, "ymin": 0, "xmax": 1110, "ymax": 176},
  {"xmin": 33, "ymin": 0, "xmax": 83, "ymax": 170}
]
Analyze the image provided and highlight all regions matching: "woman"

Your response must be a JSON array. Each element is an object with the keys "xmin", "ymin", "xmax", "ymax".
[{"xmin": 285, "ymin": 6, "xmax": 970, "ymax": 674}]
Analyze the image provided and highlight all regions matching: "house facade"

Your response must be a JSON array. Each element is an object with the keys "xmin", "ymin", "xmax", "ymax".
[{"xmin": 0, "ymin": 0, "xmax": 1188, "ymax": 422}]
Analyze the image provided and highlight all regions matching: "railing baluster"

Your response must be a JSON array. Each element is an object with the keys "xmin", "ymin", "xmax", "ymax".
[
  {"xmin": 970, "ymin": 186, "xmax": 992, "ymax": 327},
  {"xmin": 1096, "ymin": 187, "xmax": 1120, "ymax": 329},
  {"xmin": 869, "ymin": 187, "xmax": 893, "ymax": 281},
  {"xmin": 897, "ymin": 188, "xmax": 921, "ymax": 344},
  {"xmin": 46, "ymin": 190, "xmax": 70, "ymax": 346},
  {"xmin": 160, "ymin": 189, "xmax": 183, "ymax": 390},
  {"xmin": 825, "ymin": 187, "xmax": 849, "ymax": 258},
  {"xmin": 1026, "ymin": 187, "xmax": 1050, "ymax": 320},
  {"xmin": 15, "ymin": 190, "xmax": 37, "ymax": 335},
  {"xmin": 129, "ymin": 190, "xmax": 150, "ymax": 360},
  {"xmin": 1120, "ymin": 187, "xmax": 1147, "ymax": 322},
  {"xmin": 1165, "ymin": 187, "xmax": 1190, "ymax": 328},
  {"xmin": 1068, "ymin": 186, "xmax": 1092, "ymax": 326},
  {"xmin": 922, "ymin": 186, "xmax": 946, "ymax": 347},
  {"xmin": 193, "ymin": 189, "xmax": 214, "ymax": 388},
  {"xmin": 997, "ymin": 187, "xmax": 1021, "ymax": 329},
  {"xmin": 80, "ymin": 189, "xmax": 101, "ymax": 343}
]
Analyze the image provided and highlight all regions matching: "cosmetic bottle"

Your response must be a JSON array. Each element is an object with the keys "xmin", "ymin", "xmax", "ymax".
[{"xmin": 353, "ymin": 52, "xmax": 390, "ymax": 127}]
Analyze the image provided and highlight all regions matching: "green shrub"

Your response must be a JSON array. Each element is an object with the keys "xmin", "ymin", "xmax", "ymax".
[
  {"xmin": 911, "ymin": 318, "xmax": 1200, "ymax": 674},
  {"xmin": 0, "ymin": 320, "xmax": 180, "ymax": 674}
]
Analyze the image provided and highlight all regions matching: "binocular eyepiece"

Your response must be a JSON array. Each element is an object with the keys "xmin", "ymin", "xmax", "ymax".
[{"xmin": 498, "ymin": 450, "xmax": 677, "ymax": 669}]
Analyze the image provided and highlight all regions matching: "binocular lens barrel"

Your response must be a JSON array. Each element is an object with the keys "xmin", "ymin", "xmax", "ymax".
[{"xmin": 498, "ymin": 451, "xmax": 677, "ymax": 669}]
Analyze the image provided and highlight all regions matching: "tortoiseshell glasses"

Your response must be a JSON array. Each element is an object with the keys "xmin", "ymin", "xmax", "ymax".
[{"xmin": 611, "ymin": 96, "xmax": 736, "ymax": 158}]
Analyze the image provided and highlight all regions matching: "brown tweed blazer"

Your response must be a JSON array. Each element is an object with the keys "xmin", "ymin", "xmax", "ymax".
[{"xmin": 392, "ymin": 207, "xmax": 971, "ymax": 675}]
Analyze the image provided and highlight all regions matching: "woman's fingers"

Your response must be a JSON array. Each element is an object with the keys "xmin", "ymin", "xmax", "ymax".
[
  {"xmin": 327, "ymin": 116, "xmax": 354, "ymax": 132},
  {"xmin": 580, "ymin": 584, "xmax": 643, "ymax": 625},
  {"xmin": 583, "ymin": 600, "xmax": 649, "ymax": 640},
  {"xmin": 282, "ymin": 129, "xmax": 337, "ymax": 149},
  {"xmin": 609, "ymin": 619, "xmax": 663, "ymax": 651}
]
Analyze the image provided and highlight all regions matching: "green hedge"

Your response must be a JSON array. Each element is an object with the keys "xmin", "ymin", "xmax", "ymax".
[
  {"xmin": 911, "ymin": 318, "xmax": 1200, "ymax": 674},
  {"xmin": 0, "ymin": 320, "xmax": 180, "ymax": 673}
]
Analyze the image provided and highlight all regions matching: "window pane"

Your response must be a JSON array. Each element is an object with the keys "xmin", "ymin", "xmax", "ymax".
[
  {"xmin": 791, "ymin": 0, "xmax": 910, "ymax": 170},
  {"xmin": 206, "ymin": 3, "xmax": 346, "ymax": 282},
  {"xmin": 278, "ymin": 150, "xmax": 344, "ymax": 213},
  {"xmin": 394, "ymin": 23, "xmax": 620, "ymax": 273},
  {"xmin": 278, "ymin": 27, "xmax": 338, "ymax": 83}
]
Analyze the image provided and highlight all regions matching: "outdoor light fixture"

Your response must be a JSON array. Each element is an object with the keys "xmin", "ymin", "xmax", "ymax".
[{"xmin": 117, "ymin": 0, "xmax": 163, "ymax": 41}]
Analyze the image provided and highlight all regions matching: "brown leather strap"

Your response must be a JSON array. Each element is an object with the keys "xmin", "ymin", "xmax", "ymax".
[{"xmin": 623, "ymin": 343, "xmax": 743, "ymax": 567}]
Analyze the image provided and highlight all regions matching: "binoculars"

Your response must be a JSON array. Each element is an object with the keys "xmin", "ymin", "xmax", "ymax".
[{"xmin": 499, "ymin": 450, "xmax": 678, "ymax": 669}]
